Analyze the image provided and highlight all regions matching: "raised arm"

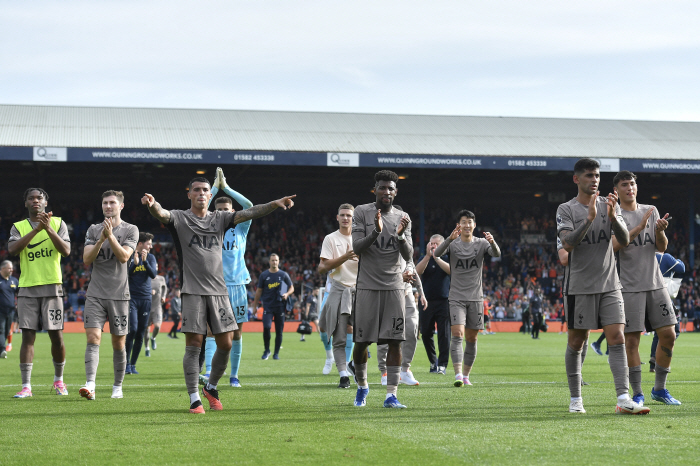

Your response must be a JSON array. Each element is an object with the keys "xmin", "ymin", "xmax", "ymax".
[
  {"xmin": 318, "ymin": 243, "xmax": 357, "ymax": 275},
  {"xmin": 232, "ymin": 195, "xmax": 296, "ymax": 225},
  {"xmin": 484, "ymin": 232, "xmax": 501, "ymax": 257},
  {"xmin": 607, "ymin": 193, "xmax": 629, "ymax": 248},
  {"xmin": 655, "ymin": 210, "xmax": 670, "ymax": 253},
  {"xmin": 219, "ymin": 168, "xmax": 253, "ymax": 209},
  {"xmin": 142, "ymin": 193, "xmax": 171, "ymax": 224}
]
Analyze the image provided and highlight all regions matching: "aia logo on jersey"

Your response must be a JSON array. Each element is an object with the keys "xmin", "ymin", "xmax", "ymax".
[
  {"xmin": 630, "ymin": 232, "xmax": 654, "ymax": 247},
  {"xmin": 222, "ymin": 238, "xmax": 237, "ymax": 251},
  {"xmin": 455, "ymin": 258, "xmax": 479, "ymax": 269},
  {"xmin": 372, "ymin": 235, "xmax": 398, "ymax": 251},
  {"xmin": 188, "ymin": 234, "xmax": 220, "ymax": 250},
  {"xmin": 579, "ymin": 230, "xmax": 610, "ymax": 245}
]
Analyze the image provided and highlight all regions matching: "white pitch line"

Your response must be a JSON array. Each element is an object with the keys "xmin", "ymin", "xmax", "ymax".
[{"xmin": 2, "ymin": 380, "xmax": 700, "ymax": 388}]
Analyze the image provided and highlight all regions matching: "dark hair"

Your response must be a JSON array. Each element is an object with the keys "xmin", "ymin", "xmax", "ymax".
[
  {"xmin": 24, "ymin": 188, "xmax": 49, "ymax": 202},
  {"xmin": 374, "ymin": 170, "xmax": 399, "ymax": 185},
  {"xmin": 138, "ymin": 232, "xmax": 154, "ymax": 244},
  {"xmin": 573, "ymin": 158, "xmax": 600, "ymax": 175},
  {"xmin": 215, "ymin": 196, "xmax": 233, "ymax": 206},
  {"xmin": 102, "ymin": 190, "xmax": 124, "ymax": 203},
  {"xmin": 338, "ymin": 203, "xmax": 354, "ymax": 212},
  {"xmin": 613, "ymin": 170, "xmax": 637, "ymax": 186},
  {"xmin": 188, "ymin": 177, "xmax": 211, "ymax": 190},
  {"xmin": 270, "ymin": 253, "xmax": 279, "ymax": 259},
  {"xmin": 457, "ymin": 209, "xmax": 476, "ymax": 222}
]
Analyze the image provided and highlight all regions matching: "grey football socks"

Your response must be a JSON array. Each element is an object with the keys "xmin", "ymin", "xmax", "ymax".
[
  {"xmin": 654, "ymin": 365, "xmax": 670, "ymax": 392},
  {"xmin": 386, "ymin": 366, "xmax": 400, "ymax": 396},
  {"xmin": 450, "ymin": 336, "xmax": 464, "ymax": 374},
  {"xmin": 607, "ymin": 344, "xmax": 629, "ymax": 397},
  {"xmin": 629, "ymin": 365, "xmax": 642, "ymax": 396},
  {"xmin": 53, "ymin": 359, "xmax": 65, "ymax": 380},
  {"xmin": 463, "ymin": 341, "xmax": 477, "ymax": 367},
  {"xmin": 208, "ymin": 348, "xmax": 230, "ymax": 388},
  {"xmin": 355, "ymin": 362, "xmax": 368, "ymax": 387},
  {"xmin": 333, "ymin": 345, "xmax": 347, "ymax": 373},
  {"xmin": 20, "ymin": 363, "xmax": 33, "ymax": 387},
  {"xmin": 565, "ymin": 345, "xmax": 582, "ymax": 398},
  {"xmin": 184, "ymin": 346, "xmax": 201, "ymax": 395},
  {"xmin": 376, "ymin": 344, "xmax": 388, "ymax": 374},
  {"xmin": 113, "ymin": 347, "xmax": 126, "ymax": 387},
  {"xmin": 85, "ymin": 343, "xmax": 100, "ymax": 384},
  {"xmin": 581, "ymin": 337, "xmax": 588, "ymax": 365}
]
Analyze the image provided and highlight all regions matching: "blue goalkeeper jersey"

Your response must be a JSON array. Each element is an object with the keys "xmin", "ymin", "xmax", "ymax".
[{"xmin": 223, "ymin": 220, "xmax": 252, "ymax": 285}]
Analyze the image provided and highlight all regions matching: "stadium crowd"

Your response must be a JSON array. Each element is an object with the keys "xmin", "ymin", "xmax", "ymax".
[{"xmin": 1, "ymin": 202, "xmax": 698, "ymax": 330}]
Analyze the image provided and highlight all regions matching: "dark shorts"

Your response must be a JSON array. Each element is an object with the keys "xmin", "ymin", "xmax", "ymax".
[{"xmin": 262, "ymin": 306, "xmax": 285, "ymax": 329}]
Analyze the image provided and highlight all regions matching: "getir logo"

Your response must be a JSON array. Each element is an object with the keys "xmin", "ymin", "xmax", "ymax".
[{"xmin": 28, "ymin": 248, "xmax": 54, "ymax": 262}]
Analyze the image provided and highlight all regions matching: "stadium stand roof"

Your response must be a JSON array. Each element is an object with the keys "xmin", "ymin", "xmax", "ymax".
[{"xmin": 1, "ymin": 104, "xmax": 700, "ymax": 159}]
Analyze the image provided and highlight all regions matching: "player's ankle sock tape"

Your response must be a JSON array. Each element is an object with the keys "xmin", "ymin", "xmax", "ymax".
[
  {"xmin": 607, "ymin": 344, "xmax": 629, "ymax": 397},
  {"xmin": 320, "ymin": 332, "xmax": 332, "ymax": 351},
  {"xmin": 19, "ymin": 363, "xmax": 33, "ymax": 386},
  {"xmin": 204, "ymin": 337, "xmax": 216, "ymax": 373},
  {"xmin": 53, "ymin": 360, "xmax": 66, "ymax": 379},
  {"xmin": 386, "ymin": 366, "xmax": 400, "ymax": 393},
  {"xmin": 85, "ymin": 344, "xmax": 100, "ymax": 384},
  {"xmin": 184, "ymin": 346, "xmax": 201, "ymax": 395},
  {"xmin": 565, "ymin": 345, "xmax": 582, "ymax": 398},
  {"xmin": 229, "ymin": 338, "xmax": 242, "ymax": 378},
  {"xmin": 209, "ymin": 348, "xmax": 231, "ymax": 387},
  {"xmin": 355, "ymin": 362, "xmax": 368, "ymax": 386},
  {"xmin": 581, "ymin": 337, "xmax": 589, "ymax": 364},
  {"xmin": 654, "ymin": 365, "xmax": 671, "ymax": 391},
  {"xmin": 345, "ymin": 334, "xmax": 354, "ymax": 363},
  {"xmin": 629, "ymin": 365, "xmax": 643, "ymax": 396},
  {"xmin": 450, "ymin": 337, "xmax": 464, "ymax": 366},
  {"xmin": 463, "ymin": 341, "xmax": 477, "ymax": 367},
  {"xmin": 113, "ymin": 347, "xmax": 127, "ymax": 386}
]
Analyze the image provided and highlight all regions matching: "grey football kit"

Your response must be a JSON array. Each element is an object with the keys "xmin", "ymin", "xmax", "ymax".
[
  {"xmin": 83, "ymin": 220, "xmax": 138, "ymax": 392},
  {"xmin": 618, "ymin": 204, "xmax": 677, "ymax": 399},
  {"xmin": 165, "ymin": 209, "xmax": 238, "ymax": 400},
  {"xmin": 618, "ymin": 205, "xmax": 676, "ymax": 333},
  {"xmin": 9, "ymin": 221, "xmax": 70, "ymax": 331},
  {"xmin": 352, "ymin": 204, "xmax": 412, "ymax": 344},
  {"xmin": 557, "ymin": 196, "xmax": 630, "ymax": 400},
  {"xmin": 84, "ymin": 222, "xmax": 139, "ymax": 335}
]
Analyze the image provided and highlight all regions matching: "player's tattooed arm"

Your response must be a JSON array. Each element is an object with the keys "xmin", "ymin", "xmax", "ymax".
[
  {"xmin": 142, "ymin": 194, "xmax": 171, "ymax": 224},
  {"xmin": 233, "ymin": 195, "xmax": 296, "ymax": 225},
  {"xmin": 560, "ymin": 220, "xmax": 593, "ymax": 252},
  {"xmin": 610, "ymin": 215, "xmax": 629, "ymax": 248}
]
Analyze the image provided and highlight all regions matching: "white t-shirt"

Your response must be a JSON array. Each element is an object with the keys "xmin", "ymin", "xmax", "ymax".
[{"xmin": 320, "ymin": 230, "xmax": 358, "ymax": 287}]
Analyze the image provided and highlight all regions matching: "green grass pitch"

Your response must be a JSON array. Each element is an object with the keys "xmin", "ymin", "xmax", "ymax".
[{"xmin": 1, "ymin": 331, "xmax": 698, "ymax": 465}]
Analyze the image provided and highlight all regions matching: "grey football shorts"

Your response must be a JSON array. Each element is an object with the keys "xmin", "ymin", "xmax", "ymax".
[
  {"xmin": 181, "ymin": 294, "xmax": 238, "ymax": 335},
  {"xmin": 353, "ymin": 289, "xmax": 405, "ymax": 344},
  {"xmin": 623, "ymin": 288, "xmax": 677, "ymax": 333},
  {"xmin": 565, "ymin": 289, "xmax": 625, "ymax": 330},
  {"xmin": 84, "ymin": 296, "xmax": 130, "ymax": 335},
  {"xmin": 449, "ymin": 300, "xmax": 485, "ymax": 330},
  {"xmin": 18, "ymin": 296, "xmax": 64, "ymax": 331}
]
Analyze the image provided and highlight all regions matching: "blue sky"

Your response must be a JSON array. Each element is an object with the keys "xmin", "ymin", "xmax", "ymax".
[{"xmin": 1, "ymin": 1, "xmax": 698, "ymax": 121}]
